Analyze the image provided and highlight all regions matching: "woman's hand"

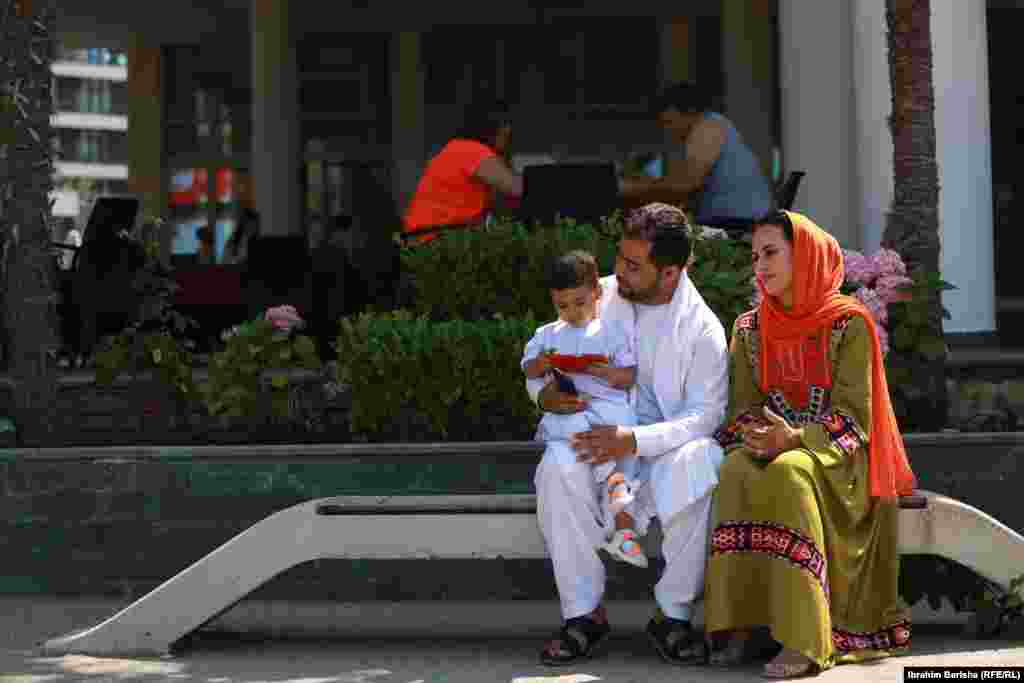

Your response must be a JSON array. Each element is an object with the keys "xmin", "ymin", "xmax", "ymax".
[{"xmin": 741, "ymin": 406, "xmax": 803, "ymax": 460}]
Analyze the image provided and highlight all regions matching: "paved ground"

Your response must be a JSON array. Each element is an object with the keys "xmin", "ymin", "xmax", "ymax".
[{"xmin": 2, "ymin": 598, "xmax": 1024, "ymax": 683}]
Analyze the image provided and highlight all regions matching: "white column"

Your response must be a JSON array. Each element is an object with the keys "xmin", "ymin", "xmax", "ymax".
[
  {"xmin": 778, "ymin": 0, "xmax": 858, "ymax": 247},
  {"xmin": 932, "ymin": 0, "xmax": 995, "ymax": 334},
  {"xmin": 851, "ymin": 0, "xmax": 894, "ymax": 253},
  {"xmin": 391, "ymin": 32, "xmax": 425, "ymax": 216},
  {"xmin": 251, "ymin": 0, "xmax": 301, "ymax": 236}
]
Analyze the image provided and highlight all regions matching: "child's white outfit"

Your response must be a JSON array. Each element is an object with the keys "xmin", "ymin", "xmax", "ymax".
[{"xmin": 521, "ymin": 317, "xmax": 649, "ymax": 538}]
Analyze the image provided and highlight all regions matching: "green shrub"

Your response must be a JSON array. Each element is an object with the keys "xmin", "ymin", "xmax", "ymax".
[
  {"xmin": 687, "ymin": 235, "xmax": 753, "ymax": 340},
  {"xmin": 203, "ymin": 312, "xmax": 321, "ymax": 418},
  {"xmin": 395, "ymin": 217, "xmax": 617, "ymax": 322},
  {"xmin": 334, "ymin": 310, "xmax": 541, "ymax": 441},
  {"xmin": 95, "ymin": 330, "xmax": 197, "ymax": 400},
  {"xmin": 397, "ymin": 214, "xmax": 755, "ymax": 336}
]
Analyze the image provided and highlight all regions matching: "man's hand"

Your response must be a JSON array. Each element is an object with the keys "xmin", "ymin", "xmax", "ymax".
[
  {"xmin": 741, "ymin": 406, "xmax": 803, "ymax": 460},
  {"xmin": 538, "ymin": 380, "xmax": 588, "ymax": 415},
  {"xmin": 572, "ymin": 425, "xmax": 637, "ymax": 466}
]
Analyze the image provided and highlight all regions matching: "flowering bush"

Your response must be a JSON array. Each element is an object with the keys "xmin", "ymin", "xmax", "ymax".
[
  {"xmin": 203, "ymin": 306, "xmax": 321, "ymax": 418},
  {"xmin": 749, "ymin": 247, "xmax": 948, "ymax": 358},
  {"xmin": 265, "ymin": 305, "xmax": 304, "ymax": 332},
  {"xmin": 842, "ymin": 247, "xmax": 916, "ymax": 355}
]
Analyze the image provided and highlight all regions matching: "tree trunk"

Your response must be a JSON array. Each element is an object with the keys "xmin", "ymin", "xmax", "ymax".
[
  {"xmin": 883, "ymin": 0, "xmax": 948, "ymax": 431},
  {"xmin": 0, "ymin": 0, "xmax": 60, "ymax": 445}
]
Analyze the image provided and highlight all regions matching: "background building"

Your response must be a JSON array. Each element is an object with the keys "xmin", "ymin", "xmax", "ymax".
[
  {"xmin": 49, "ymin": 45, "xmax": 130, "ymax": 231},
  {"xmin": 51, "ymin": 0, "xmax": 1020, "ymax": 340}
]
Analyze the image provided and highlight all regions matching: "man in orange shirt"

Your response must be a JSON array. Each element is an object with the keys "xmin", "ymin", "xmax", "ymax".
[{"xmin": 403, "ymin": 101, "xmax": 524, "ymax": 245}]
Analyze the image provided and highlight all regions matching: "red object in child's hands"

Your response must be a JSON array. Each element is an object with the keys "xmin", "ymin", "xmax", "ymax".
[{"xmin": 545, "ymin": 353, "xmax": 610, "ymax": 373}]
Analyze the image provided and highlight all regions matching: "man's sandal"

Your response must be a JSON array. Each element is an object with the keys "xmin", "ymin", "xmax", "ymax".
[
  {"xmin": 539, "ymin": 607, "xmax": 611, "ymax": 667},
  {"xmin": 645, "ymin": 614, "xmax": 709, "ymax": 665}
]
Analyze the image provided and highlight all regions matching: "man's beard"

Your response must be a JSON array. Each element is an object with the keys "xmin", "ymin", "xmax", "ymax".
[{"xmin": 617, "ymin": 276, "xmax": 661, "ymax": 304}]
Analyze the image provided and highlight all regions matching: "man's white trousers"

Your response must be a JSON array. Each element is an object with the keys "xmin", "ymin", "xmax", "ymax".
[{"xmin": 534, "ymin": 437, "xmax": 722, "ymax": 621}]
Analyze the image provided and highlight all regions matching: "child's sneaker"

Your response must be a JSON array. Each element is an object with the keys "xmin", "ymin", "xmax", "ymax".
[
  {"xmin": 601, "ymin": 529, "xmax": 648, "ymax": 568},
  {"xmin": 606, "ymin": 476, "xmax": 635, "ymax": 518}
]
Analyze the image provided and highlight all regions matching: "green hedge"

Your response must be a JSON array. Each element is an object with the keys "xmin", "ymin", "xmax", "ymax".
[
  {"xmin": 395, "ymin": 220, "xmax": 617, "ymax": 322},
  {"xmin": 334, "ymin": 311, "xmax": 541, "ymax": 442},
  {"xmin": 396, "ymin": 216, "xmax": 755, "ymax": 337}
]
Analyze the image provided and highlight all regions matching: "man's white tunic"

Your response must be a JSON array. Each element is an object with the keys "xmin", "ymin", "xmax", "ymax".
[{"xmin": 528, "ymin": 272, "xmax": 729, "ymax": 621}]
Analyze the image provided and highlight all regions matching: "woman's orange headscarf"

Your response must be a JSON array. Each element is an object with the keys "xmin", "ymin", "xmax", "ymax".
[{"xmin": 757, "ymin": 211, "xmax": 916, "ymax": 500}]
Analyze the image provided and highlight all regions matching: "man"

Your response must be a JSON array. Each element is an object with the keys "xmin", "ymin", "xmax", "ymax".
[
  {"xmin": 530, "ymin": 203, "xmax": 729, "ymax": 666},
  {"xmin": 61, "ymin": 219, "xmax": 82, "ymax": 271},
  {"xmin": 619, "ymin": 82, "xmax": 773, "ymax": 229},
  {"xmin": 197, "ymin": 225, "xmax": 216, "ymax": 265}
]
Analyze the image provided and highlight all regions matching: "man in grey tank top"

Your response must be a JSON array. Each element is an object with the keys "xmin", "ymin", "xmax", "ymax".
[{"xmin": 619, "ymin": 82, "xmax": 773, "ymax": 227}]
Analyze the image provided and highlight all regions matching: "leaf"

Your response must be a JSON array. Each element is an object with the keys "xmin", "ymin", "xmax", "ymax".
[{"xmin": 270, "ymin": 374, "xmax": 289, "ymax": 390}]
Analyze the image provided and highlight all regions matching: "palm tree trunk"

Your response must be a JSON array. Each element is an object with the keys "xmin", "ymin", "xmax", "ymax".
[
  {"xmin": 883, "ymin": 0, "xmax": 948, "ymax": 430},
  {"xmin": 0, "ymin": 0, "xmax": 60, "ymax": 445}
]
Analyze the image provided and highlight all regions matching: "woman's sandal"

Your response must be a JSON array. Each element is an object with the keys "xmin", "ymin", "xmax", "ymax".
[
  {"xmin": 539, "ymin": 607, "xmax": 611, "ymax": 667},
  {"xmin": 710, "ymin": 633, "xmax": 755, "ymax": 666},
  {"xmin": 762, "ymin": 648, "xmax": 818, "ymax": 679},
  {"xmin": 645, "ymin": 614, "xmax": 709, "ymax": 665}
]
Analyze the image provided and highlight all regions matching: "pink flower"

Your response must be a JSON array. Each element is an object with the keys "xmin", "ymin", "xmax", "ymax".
[
  {"xmin": 854, "ymin": 286, "xmax": 888, "ymax": 326},
  {"xmin": 265, "ymin": 305, "xmax": 304, "ymax": 332},
  {"xmin": 871, "ymin": 248, "xmax": 907, "ymax": 278},
  {"xmin": 749, "ymin": 276, "xmax": 762, "ymax": 307},
  {"xmin": 875, "ymin": 275, "xmax": 914, "ymax": 305},
  {"xmin": 876, "ymin": 324, "xmax": 890, "ymax": 357},
  {"xmin": 843, "ymin": 249, "xmax": 877, "ymax": 286}
]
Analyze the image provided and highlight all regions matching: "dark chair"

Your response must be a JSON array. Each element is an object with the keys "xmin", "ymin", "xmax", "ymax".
[
  {"xmin": 58, "ymin": 197, "xmax": 144, "ymax": 358},
  {"xmin": 775, "ymin": 170, "xmax": 806, "ymax": 211},
  {"xmin": 70, "ymin": 235, "xmax": 147, "ymax": 357},
  {"xmin": 700, "ymin": 170, "xmax": 807, "ymax": 239}
]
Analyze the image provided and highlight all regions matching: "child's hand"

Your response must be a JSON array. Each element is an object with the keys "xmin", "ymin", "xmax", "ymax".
[
  {"xmin": 531, "ymin": 354, "xmax": 551, "ymax": 374},
  {"xmin": 524, "ymin": 354, "xmax": 552, "ymax": 379}
]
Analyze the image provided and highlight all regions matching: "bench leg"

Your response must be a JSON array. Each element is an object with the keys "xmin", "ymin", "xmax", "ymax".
[{"xmin": 899, "ymin": 490, "xmax": 1024, "ymax": 599}]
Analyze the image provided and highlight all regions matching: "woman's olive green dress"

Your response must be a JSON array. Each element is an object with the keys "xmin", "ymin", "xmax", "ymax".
[{"xmin": 704, "ymin": 311, "xmax": 910, "ymax": 671}]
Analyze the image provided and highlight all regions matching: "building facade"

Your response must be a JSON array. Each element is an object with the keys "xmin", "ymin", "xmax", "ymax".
[
  {"xmin": 52, "ymin": 0, "xmax": 1018, "ymax": 338},
  {"xmin": 49, "ymin": 45, "xmax": 131, "ymax": 228}
]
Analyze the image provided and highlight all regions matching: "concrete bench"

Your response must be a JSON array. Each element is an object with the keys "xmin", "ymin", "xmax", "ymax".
[{"xmin": 41, "ymin": 489, "xmax": 1024, "ymax": 657}]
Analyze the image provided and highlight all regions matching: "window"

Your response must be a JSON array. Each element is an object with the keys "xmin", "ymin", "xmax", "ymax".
[
  {"xmin": 56, "ymin": 129, "xmax": 128, "ymax": 164},
  {"xmin": 424, "ymin": 27, "xmax": 500, "ymax": 106},
  {"xmin": 538, "ymin": 17, "xmax": 657, "ymax": 118},
  {"xmin": 298, "ymin": 33, "xmax": 390, "ymax": 151}
]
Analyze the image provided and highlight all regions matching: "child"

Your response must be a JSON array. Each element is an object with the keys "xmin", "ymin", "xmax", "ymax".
[{"xmin": 521, "ymin": 250, "xmax": 648, "ymax": 567}]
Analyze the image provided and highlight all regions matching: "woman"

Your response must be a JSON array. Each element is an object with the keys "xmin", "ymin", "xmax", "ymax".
[
  {"xmin": 402, "ymin": 100, "xmax": 523, "ymax": 245},
  {"xmin": 703, "ymin": 210, "xmax": 916, "ymax": 678}
]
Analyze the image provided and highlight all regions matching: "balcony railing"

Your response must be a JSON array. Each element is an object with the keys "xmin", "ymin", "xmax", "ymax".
[
  {"xmin": 51, "ymin": 112, "xmax": 128, "ymax": 132},
  {"xmin": 51, "ymin": 61, "xmax": 128, "ymax": 82}
]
